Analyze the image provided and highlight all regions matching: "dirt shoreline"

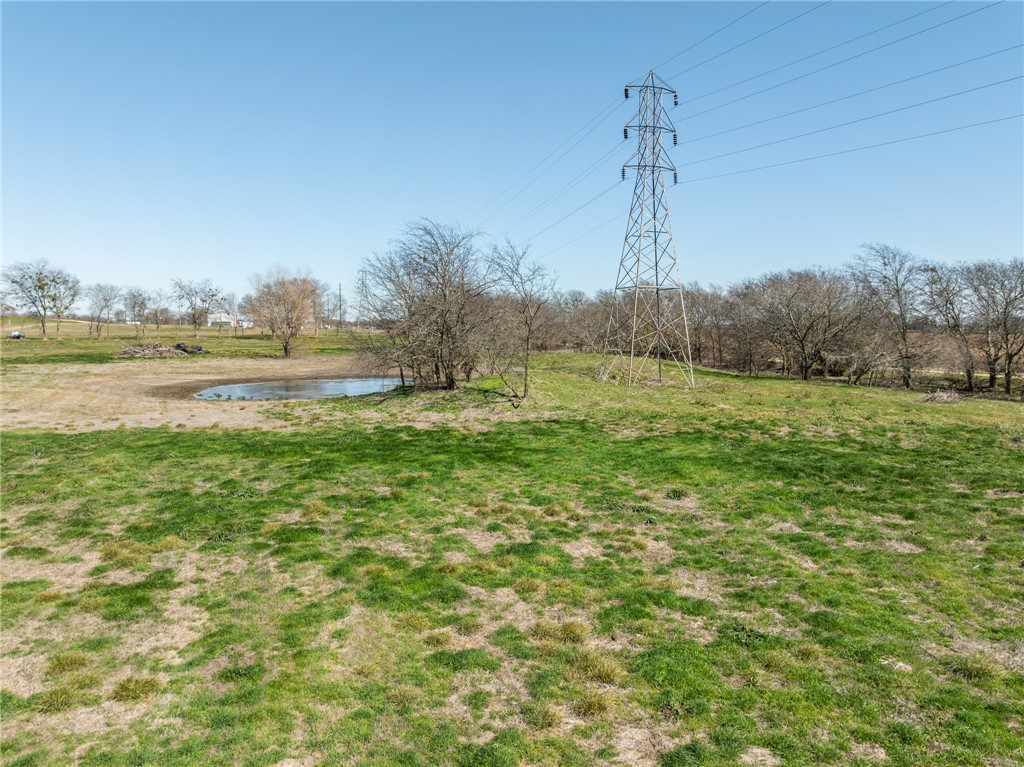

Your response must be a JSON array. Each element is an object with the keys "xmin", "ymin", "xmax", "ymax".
[
  {"xmin": 1, "ymin": 355, "xmax": 389, "ymax": 432},
  {"xmin": 150, "ymin": 370, "xmax": 397, "ymax": 400}
]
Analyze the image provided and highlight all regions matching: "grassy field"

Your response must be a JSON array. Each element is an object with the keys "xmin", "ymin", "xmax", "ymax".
[
  {"xmin": 0, "ymin": 320, "xmax": 362, "ymax": 366},
  {"xmin": 1, "ymin": 343, "xmax": 1022, "ymax": 767}
]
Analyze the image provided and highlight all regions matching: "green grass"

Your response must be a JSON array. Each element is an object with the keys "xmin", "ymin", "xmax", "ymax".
[
  {"xmin": 0, "ymin": 322, "xmax": 363, "ymax": 366},
  {"xmin": 1, "ymin": 352, "xmax": 1022, "ymax": 766}
]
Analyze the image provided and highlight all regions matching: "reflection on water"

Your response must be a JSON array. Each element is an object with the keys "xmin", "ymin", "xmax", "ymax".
[{"xmin": 194, "ymin": 377, "xmax": 403, "ymax": 401}]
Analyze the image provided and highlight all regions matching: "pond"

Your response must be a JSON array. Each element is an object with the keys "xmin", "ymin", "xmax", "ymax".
[{"xmin": 194, "ymin": 377, "xmax": 404, "ymax": 401}]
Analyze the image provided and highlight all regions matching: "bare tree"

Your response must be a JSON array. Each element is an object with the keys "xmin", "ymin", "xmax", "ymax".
[
  {"xmin": 124, "ymin": 288, "xmax": 150, "ymax": 339},
  {"xmin": 86, "ymin": 284, "xmax": 121, "ymax": 339},
  {"xmin": 216, "ymin": 292, "xmax": 240, "ymax": 337},
  {"xmin": 246, "ymin": 268, "xmax": 317, "ymax": 357},
  {"xmin": 748, "ymin": 269, "xmax": 858, "ymax": 381},
  {"xmin": 488, "ymin": 242, "xmax": 555, "ymax": 399},
  {"xmin": 964, "ymin": 259, "xmax": 1024, "ymax": 394},
  {"xmin": 49, "ymin": 270, "xmax": 81, "ymax": 340},
  {"xmin": 924, "ymin": 263, "xmax": 977, "ymax": 390},
  {"xmin": 551, "ymin": 289, "xmax": 611, "ymax": 353},
  {"xmin": 307, "ymin": 280, "xmax": 333, "ymax": 338},
  {"xmin": 851, "ymin": 244, "xmax": 927, "ymax": 388},
  {"xmin": 149, "ymin": 289, "xmax": 173, "ymax": 338},
  {"xmin": 172, "ymin": 279, "xmax": 221, "ymax": 339},
  {"xmin": 683, "ymin": 282, "xmax": 731, "ymax": 367},
  {"xmin": 3, "ymin": 260, "xmax": 81, "ymax": 340},
  {"xmin": 332, "ymin": 287, "xmax": 348, "ymax": 335},
  {"xmin": 359, "ymin": 220, "xmax": 489, "ymax": 389}
]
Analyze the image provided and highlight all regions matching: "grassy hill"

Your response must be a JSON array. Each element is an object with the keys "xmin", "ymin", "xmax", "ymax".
[{"xmin": 1, "ymin": 352, "xmax": 1021, "ymax": 766}]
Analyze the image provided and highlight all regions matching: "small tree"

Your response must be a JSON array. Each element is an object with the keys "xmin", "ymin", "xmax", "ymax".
[
  {"xmin": 308, "ymin": 280, "xmax": 333, "ymax": 338},
  {"xmin": 49, "ymin": 270, "xmax": 81, "ymax": 340},
  {"xmin": 851, "ymin": 244, "xmax": 927, "ymax": 388},
  {"xmin": 246, "ymin": 267, "xmax": 317, "ymax": 358},
  {"xmin": 964, "ymin": 259, "xmax": 1024, "ymax": 394},
  {"xmin": 3, "ymin": 260, "xmax": 80, "ymax": 339},
  {"xmin": 124, "ymin": 288, "xmax": 150, "ymax": 339},
  {"xmin": 86, "ymin": 284, "xmax": 121, "ymax": 339},
  {"xmin": 216, "ymin": 292, "xmax": 239, "ymax": 337},
  {"xmin": 488, "ymin": 242, "xmax": 555, "ymax": 400},
  {"xmin": 172, "ymin": 279, "xmax": 221, "ymax": 338},
  {"xmin": 359, "ymin": 220, "xmax": 488, "ymax": 389},
  {"xmin": 924, "ymin": 263, "xmax": 977, "ymax": 391},
  {"xmin": 149, "ymin": 289, "xmax": 172, "ymax": 338}
]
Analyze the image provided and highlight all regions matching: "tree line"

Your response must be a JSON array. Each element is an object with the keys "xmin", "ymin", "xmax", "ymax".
[
  {"xmin": 2, "ymin": 264, "xmax": 347, "ymax": 356},
  {"xmin": 358, "ymin": 226, "xmax": 1022, "ymax": 397},
  {"xmin": 679, "ymin": 244, "xmax": 1024, "ymax": 395},
  {"xmin": 4, "ymin": 229, "xmax": 1022, "ymax": 396}
]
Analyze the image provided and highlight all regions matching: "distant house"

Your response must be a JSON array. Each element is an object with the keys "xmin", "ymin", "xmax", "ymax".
[{"xmin": 206, "ymin": 311, "xmax": 252, "ymax": 328}]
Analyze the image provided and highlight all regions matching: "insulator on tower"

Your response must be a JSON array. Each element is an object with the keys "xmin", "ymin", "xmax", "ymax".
[
  {"xmin": 624, "ymin": 87, "xmax": 630, "ymax": 99},
  {"xmin": 673, "ymin": 93, "xmax": 679, "ymax": 107},
  {"xmin": 623, "ymin": 127, "xmax": 628, "ymax": 140},
  {"xmin": 621, "ymin": 167, "xmax": 626, "ymax": 181},
  {"xmin": 673, "ymin": 171, "xmax": 678, "ymax": 185},
  {"xmin": 673, "ymin": 133, "xmax": 678, "ymax": 146}
]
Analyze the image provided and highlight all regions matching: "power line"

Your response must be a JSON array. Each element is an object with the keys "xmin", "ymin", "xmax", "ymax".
[
  {"xmin": 538, "ymin": 211, "xmax": 625, "ymax": 259},
  {"xmin": 682, "ymin": 44, "xmax": 1024, "ymax": 145},
  {"xmin": 477, "ymin": 100, "xmax": 623, "ymax": 228},
  {"xmin": 522, "ymin": 181, "xmax": 621, "ymax": 244},
  {"xmin": 683, "ymin": 0, "xmax": 956, "ymax": 104},
  {"xmin": 465, "ymin": 96, "xmax": 622, "ymax": 223},
  {"xmin": 679, "ymin": 76, "xmax": 1023, "ymax": 169},
  {"xmin": 537, "ymin": 115, "xmax": 1022, "ymax": 255},
  {"xmin": 667, "ymin": 1, "xmax": 834, "ymax": 79},
  {"xmin": 502, "ymin": 3, "xmax": 780, "ymax": 240},
  {"xmin": 678, "ymin": 114, "xmax": 1023, "ymax": 185},
  {"xmin": 468, "ymin": 2, "xmax": 789, "ymax": 230},
  {"xmin": 650, "ymin": 2, "xmax": 771, "ymax": 73},
  {"xmin": 676, "ymin": 0, "xmax": 1007, "ymax": 124},
  {"xmin": 500, "ymin": 142, "xmax": 622, "ymax": 236}
]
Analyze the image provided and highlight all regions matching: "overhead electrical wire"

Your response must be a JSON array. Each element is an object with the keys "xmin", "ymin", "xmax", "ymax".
[
  {"xmin": 493, "ymin": 0, "xmax": 1016, "ymax": 257},
  {"xmin": 514, "ymin": 71, "xmax": 1020, "ymax": 252},
  {"xmin": 535, "ymin": 115, "xmax": 1022, "ymax": 256},
  {"xmin": 537, "ymin": 212, "xmax": 626, "ymax": 259},
  {"xmin": 465, "ymin": 96, "xmax": 622, "ymax": 224},
  {"xmin": 667, "ymin": 1, "xmax": 834, "ymax": 79},
  {"xmin": 682, "ymin": 44, "xmax": 1024, "ymax": 145},
  {"xmin": 683, "ymin": 0, "xmax": 956, "ymax": 103},
  {"xmin": 500, "ymin": 142, "xmax": 623, "ymax": 236},
  {"xmin": 476, "ymin": 100, "xmax": 624, "ymax": 228},
  {"xmin": 522, "ymin": 181, "xmax": 621, "ymax": 244},
  {"xmin": 492, "ymin": 4, "xmax": 828, "ymax": 240},
  {"xmin": 678, "ymin": 75, "xmax": 1023, "ymax": 168},
  {"xmin": 677, "ymin": 114, "xmax": 1023, "ymax": 185},
  {"xmin": 471, "ymin": 0, "xmax": 796, "ymax": 232},
  {"xmin": 676, "ymin": 0, "xmax": 1007, "ymax": 124},
  {"xmin": 649, "ymin": 1, "xmax": 771, "ymax": 73}
]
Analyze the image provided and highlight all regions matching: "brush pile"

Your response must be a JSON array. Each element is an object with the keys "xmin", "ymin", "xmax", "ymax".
[
  {"xmin": 921, "ymin": 389, "xmax": 963, "ymax": 403},
  {"xmin": 115, "ymin": 343, "xmax": 208, "ymax": 358}
]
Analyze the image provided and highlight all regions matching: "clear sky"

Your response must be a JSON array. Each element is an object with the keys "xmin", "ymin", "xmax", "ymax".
[{"xmin": 3, "ymin": 1, "xmax": 1022, "ymax": 305}]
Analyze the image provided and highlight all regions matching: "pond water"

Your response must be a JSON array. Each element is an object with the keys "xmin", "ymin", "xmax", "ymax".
[{"xmin": 194, "ymin": 377, "xmax": 403, "ymax": 401}]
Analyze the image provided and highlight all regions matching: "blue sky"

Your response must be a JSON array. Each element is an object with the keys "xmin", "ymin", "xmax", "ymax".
[{"xmin": 3, "ymin": 1, "xmax": 1022, "ymax": 303}]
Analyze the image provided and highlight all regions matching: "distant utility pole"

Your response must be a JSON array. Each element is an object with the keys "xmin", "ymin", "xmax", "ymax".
[
  {"xmin": 605, "ymin": 71, "xmax": 694, "ymax": 387},
  {"xmin": 355, "ymin": 269, "xmax": 369, "ymax": 329},
  {"xmin": 337, "ymin": 282, "xmax": 343, "ymax": 335}
]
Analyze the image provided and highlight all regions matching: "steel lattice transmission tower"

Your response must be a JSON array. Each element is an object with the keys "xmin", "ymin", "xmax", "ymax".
[{"xmin": 605, "ymin": 71, "xmax": 694, "ymax": 387}]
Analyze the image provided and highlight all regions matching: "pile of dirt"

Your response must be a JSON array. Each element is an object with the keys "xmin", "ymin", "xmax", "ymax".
[
  {"xmin": 115, "ymin": 343, "xmax": 208, "ymax": 358},
  {"xmin": 921, "ymin": 389, "xmax": 963, "ymax": 403}
]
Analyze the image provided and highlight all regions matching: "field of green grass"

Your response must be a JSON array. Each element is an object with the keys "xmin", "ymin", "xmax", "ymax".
[
  {"xmin": 0, "ymin": 319, "xmax": 360, "ymax": 366},
  {"xmin": 1, "ymin": 343, "xmax": 1022, "ymax": 767}
]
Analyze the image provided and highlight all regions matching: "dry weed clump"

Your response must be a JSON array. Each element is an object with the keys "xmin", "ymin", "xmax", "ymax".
[
  {"xmin": 114, "ymin": 344, "xmax": 188, "ymax": 358},
  {"xmin": 921, "ymin": 389, "xmax": 963, "ymax": 403}
]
